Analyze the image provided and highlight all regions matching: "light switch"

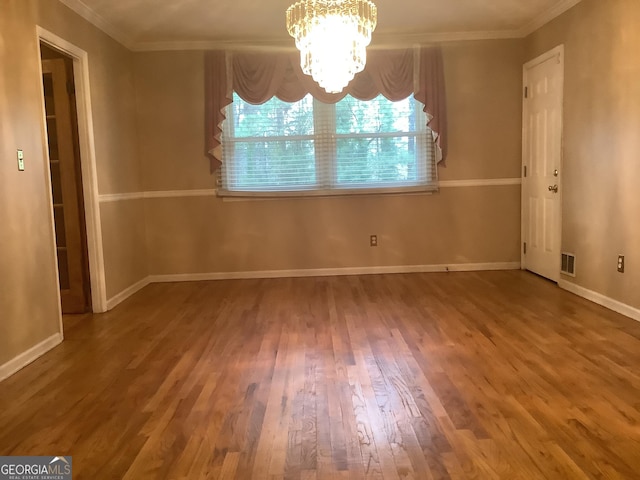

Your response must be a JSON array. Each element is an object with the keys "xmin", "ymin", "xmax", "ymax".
[{"xmin": 17, "ymin": 149, "xmax": 25, "ymax": 171}]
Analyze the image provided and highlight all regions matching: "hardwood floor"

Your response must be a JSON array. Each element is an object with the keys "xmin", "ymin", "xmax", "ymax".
[{"xmin": 1, "ymin": 271, "xmax": 640, "ymax": 479}]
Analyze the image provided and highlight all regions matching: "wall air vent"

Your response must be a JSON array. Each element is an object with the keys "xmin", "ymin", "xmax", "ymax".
[{"xmin": 561, "ymin": 253, "xmax": 576, "ymax": 277}]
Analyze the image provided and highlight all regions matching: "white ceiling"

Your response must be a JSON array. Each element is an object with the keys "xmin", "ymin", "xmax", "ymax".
[{"xmin": 58, "ymin": 0, "xmax": 582, "ymax": 50}]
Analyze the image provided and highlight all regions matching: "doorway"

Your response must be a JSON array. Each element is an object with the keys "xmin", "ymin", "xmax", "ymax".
[
  {"xmin": 37, "ymin": 27, "xmax": 107, "ymax": 314},
  {"xmin": 41, "ymin": 44, "xmax": 91, "ymax": 313},
  {"xmin": 521, "ymin": 45, "xmax": 564, "ymax": 282}
]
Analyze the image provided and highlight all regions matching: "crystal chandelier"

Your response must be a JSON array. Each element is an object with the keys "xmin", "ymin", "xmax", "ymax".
[{"xmin": 286, "ymin": 0, "xmax": 377, "ymax": 94}]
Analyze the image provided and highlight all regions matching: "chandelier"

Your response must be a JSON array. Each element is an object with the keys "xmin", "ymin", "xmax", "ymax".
[{"xmin": 286, "ymin": 0, "xmax": 377, "ymax": 94}]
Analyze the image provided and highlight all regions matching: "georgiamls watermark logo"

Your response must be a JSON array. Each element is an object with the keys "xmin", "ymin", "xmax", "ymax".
[
  {"xmin": 0, "ymin": 456, "xmax": 72, "ymax": 479},
  {"xmin": 50, "ymin": 457, "xmax": 71, "ymax": 470}
]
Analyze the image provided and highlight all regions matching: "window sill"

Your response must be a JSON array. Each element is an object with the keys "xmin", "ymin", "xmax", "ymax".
[{"xmin": 217, "ymin": 184, "xmax": 438, "ymax": 201}]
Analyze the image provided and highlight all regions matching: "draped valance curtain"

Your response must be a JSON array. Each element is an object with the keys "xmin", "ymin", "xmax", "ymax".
[{"xmin": 205, "ymin": 47, "xmax": 447, "ymax": 172}]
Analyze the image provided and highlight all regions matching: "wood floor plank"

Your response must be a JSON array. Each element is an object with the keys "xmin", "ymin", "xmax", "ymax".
[{"xmin": 1, "ymin": 271, "xmax": 639, "ymax": 479}]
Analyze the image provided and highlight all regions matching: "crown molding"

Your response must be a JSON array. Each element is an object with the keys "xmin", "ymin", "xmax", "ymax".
[
  {"xmin": 376, "ymin": 29, "xmax": 523, "ymax": 46},
  {"xmin": 131, "ymin": 39, "xmax": 295, "ymax": 53},
  {"xmin": 56, "ymin": 0, "xmax": 584, "ymax": 52},
  {"xmin": 131, "ymin": 30, "xmax": 526, "ymax": 52},
  {"xmin": 57, "ymin": 0, "xmax": 134, "ymax": 49},
  {"xmin": 519, "ymin": 0, "xmax": 584, "ymax": 37}
]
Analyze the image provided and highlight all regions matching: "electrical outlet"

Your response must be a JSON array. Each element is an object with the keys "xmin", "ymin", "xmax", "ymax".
[
  {"xmin": 617, "ymin": 255, "xmax": 625, "ymax": 273},
  {"xmin": 370, "ymin": 235, "xmax": 378, "ymax": 247}
]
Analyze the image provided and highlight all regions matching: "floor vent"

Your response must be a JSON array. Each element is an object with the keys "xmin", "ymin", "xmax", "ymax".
[{"xmin": 561, "ymin": 253, "xmax": 576, "ymax": 277}]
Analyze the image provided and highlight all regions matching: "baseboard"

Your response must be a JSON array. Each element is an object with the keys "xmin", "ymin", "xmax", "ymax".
[
  {"xmin": 105, "ymin": 263, "xmax": 521, "ymax": 310},
  {"xmin": 149, "ymin": 262, "xmax": 522, "ymax": 283},
  {"xmin": 106, "ymin": 276, "xmax": 151, "ymax": 310},
  {"xmin": 0, "ymin": 333, "xmax": 63, "ymax": 383},
  {"xmin": 558, "ymin": 279, "xmax": 640, "ymax": 323}
]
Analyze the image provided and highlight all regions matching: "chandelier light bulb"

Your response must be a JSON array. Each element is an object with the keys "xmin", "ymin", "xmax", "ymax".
[{"xmin": 286, "ymin": 0, "xmax": 377, "ymax": 94}]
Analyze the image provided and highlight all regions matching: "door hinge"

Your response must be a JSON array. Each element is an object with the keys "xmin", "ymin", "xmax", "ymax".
[
  {"xmin": 524, "ymin": 86, "xmax": 528, "ymax": 99},
  {"xmin": 523, "ymin": 165, "xmax": 527, "ymax": 178},
  {"xmin": 66, "ymin": 81, "xmax": 75, "ymax": 95},
  {"xmin": 523, "ymin": 242, "xmax": 527, "ymax": 255}
]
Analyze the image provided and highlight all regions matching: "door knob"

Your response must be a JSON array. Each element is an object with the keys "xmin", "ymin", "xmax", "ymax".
[{"xmin": 548, "ymin": 184, "xmax": 559, "ymax": 193}]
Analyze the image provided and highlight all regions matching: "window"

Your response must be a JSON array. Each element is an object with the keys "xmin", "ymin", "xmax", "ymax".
[{"xmin": 220, "ymin": 92, "xmax": 437, "ymax": 196}]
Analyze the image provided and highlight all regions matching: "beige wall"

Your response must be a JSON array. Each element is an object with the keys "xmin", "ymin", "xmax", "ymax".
[
  {"xmin": 525, "ymin": 0, "xmax": 640, "ymax": 309},
  {"xmin": 136, "ymin": 41, "xmax": 524, "ymax": 276},
  {"xmin": 100, "ymin": 200, "xmax": 147, "ymax": 298},
  {"xmin": 145, "ymin": 188, "xmax": 521, "ymax": 275},
  {"xmin": 0, "ymin": 1, "xmax": 62, "ymax": 366},
  {"xmin": 441, "ymin": 40, "xmax": 523, "ymax": 181},
  {"xmin": 0, "ymin": 0, "xmax": 147, "ymax": 366},
  {"xmin": 135, "ymin": 51, "xmax": 214, "ymax": 191}
]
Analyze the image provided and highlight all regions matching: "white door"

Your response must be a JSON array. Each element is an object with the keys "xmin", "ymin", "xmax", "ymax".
[{"xmin": 522, "ymin": 46, "xmax": 564, "ymax": 282}]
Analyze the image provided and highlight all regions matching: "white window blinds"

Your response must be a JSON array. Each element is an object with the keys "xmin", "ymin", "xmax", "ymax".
[{"xmin": 221, "ymin": 92, "xmax": 437, "ymax": 196}]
